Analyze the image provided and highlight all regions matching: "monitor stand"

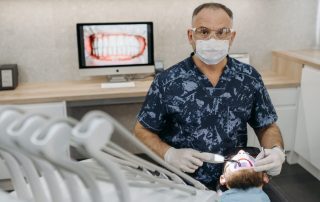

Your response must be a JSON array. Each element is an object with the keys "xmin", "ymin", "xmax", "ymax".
[
  {"xmin": 101, "ymin": 75, "xmax": 135, "ymax": 89},
  {"xmin": 107, "ymin": 75, "xmax": 128, "ymax": 83}
]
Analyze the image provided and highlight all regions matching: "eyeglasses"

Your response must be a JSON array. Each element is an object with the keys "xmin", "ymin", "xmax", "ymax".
[
  {"xmin": 191, "ymin": 26, "xmax": 234, "ymax": 40},
  {"xmin": 224, "ymin": 154, "xmax": 255, "ymax": 171},
  {"xmin": 229, "ymin": 158, "xmax": 254, "ymax": 169}
]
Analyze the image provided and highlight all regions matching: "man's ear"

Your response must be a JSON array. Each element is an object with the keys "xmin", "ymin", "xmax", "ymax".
[
  {"xmin": 220, "ymin": 174, "xmax": 226, "ymax": 185},
  {"xmin": 263, "ymin": 173, "xmax": 269, "ymax": 184},
  {"xmin": 229, "ymin": 31, "xmax": 236, "ymax": 47},
  {"xmin": 187, "ymin": 29, "xmax": 194, "ymax": 45},
  {"xmin": 187, "ymin": 29, "xmax": 196, "ymax": 52}
]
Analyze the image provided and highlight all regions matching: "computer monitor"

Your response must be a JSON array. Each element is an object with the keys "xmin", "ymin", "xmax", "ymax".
[{"xmin": 76, "ymin": 22, "xmax": 154, "ymax": 82}]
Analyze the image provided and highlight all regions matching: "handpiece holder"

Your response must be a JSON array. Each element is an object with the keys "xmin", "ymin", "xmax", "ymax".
[
  {"xmin": 72, "ymin": 112, "xmax": 131, "ymax": 202},
  {"xmin": 85, "ymin": 111, "xmax": 207, "ymax": 190},
  {"xmin": 0, "ymin": 108, "xmax": 32, "ymax": 200},
  {"xmin": 10, "ymin": 115, "xmax": 72, "ymax": 202},
  {"xmin": 30, "ymin": 118, "xmax": 104, "ymax": 202},
  {"xmin": 5, "ymin": 113, "xmax": 52, "ymax": 202}
]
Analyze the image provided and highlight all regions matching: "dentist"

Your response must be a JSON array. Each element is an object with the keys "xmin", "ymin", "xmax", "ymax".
[{"xmin": 134, "ymin": 2, "xmax": 285, "ymax": 190}]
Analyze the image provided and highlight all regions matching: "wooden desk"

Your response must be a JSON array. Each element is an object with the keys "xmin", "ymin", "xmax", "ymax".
[
  {"xmin": 0, "ymin": 71, "xmax": 301, "ymax": 105},
  {"xmin": 0, "ymin": 78, "xmax": 153, "ymax": 105},
  {"xmin": 272, "ymin": 49, "xmax": 320, "ymax": 69},
  {"xmin": 269, "ymin": 49, "xmax": 320, "ymax": 89}
]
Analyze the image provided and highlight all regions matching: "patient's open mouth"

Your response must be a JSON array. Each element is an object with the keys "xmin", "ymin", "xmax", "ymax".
[{"xmin": 236, "ymin": 158, "xmax": 254, "ymax": 168}]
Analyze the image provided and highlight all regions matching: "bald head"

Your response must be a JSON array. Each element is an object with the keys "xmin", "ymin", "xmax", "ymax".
[{"xmin": 192, "ymin": 3, "xmax": 233, "ymax": 23}]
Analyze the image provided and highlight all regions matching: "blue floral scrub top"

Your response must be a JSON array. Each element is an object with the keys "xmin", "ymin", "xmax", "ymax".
[{"xmin": 137, "ymin": 54, "xmax": 277, "ymax": 189}]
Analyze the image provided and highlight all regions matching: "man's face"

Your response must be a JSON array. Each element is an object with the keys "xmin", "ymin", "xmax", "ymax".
[{"xmin": 188, "ymin": 8, "xmax": 236, "ymax": 51}]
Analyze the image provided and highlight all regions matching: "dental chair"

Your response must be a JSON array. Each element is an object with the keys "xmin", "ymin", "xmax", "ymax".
[
  {"xmin": 0, "ymin": 107, "xmax": 218, "ymax": 202},
  {"xmin": 263, "ymin": 182, "xmax": 288, "ymax": 202}
]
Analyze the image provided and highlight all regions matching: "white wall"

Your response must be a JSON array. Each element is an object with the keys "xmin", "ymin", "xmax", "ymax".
[
  {"xmin": 0, "ymin": 0, "xmax": 317, "ymax": 83},
  {"xmin": 316, "ymin": 0, "xmax": 320, "ymax": 47}
]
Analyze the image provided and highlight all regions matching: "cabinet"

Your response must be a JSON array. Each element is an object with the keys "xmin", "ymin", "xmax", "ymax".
[
  {"xmin": 247, "ymin": 88, "xmax": 298, "ymax": 151},
  {"xmin": 0, "ymin": 102, "xmax": 67, "ymax": 118},
  {"xmin": 270, "ymin": 49, "xmax": 320, "ymax": 180},
  {"xmin": 293, "ymin": 66, "xmax": 320, "ymax": 174}
]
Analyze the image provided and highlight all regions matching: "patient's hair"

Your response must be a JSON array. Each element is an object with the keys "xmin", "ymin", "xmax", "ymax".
[
  {"xmin": 226, "ymin": 169, "xmax": 264, "ymax": 190},
  {"xmin": 221, "ymin": 147, "xmax": 266, "ymax": 190}
]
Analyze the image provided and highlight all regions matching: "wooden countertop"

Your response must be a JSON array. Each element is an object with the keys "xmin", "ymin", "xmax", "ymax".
[
  {"xmin": 261, "ymin": 70, "xmax": 300, "ymax": 89},
  {"xmin": 0, "ymin": 73, "xmax": 299, "ymax": 105},
  {"xmin": 269, "ymin": 49, "xmax": 320, "ymax": 89},
  {"xmin": 273, "ymin": 49, "xmax": 320, "ymax": 69},
  {"xmin": 0, "ymin": 78, "xmax": 153, "ymax": 104},
  {"xmin": 5, "ymin": 49, "xmax": 320, "ymax": 105}
]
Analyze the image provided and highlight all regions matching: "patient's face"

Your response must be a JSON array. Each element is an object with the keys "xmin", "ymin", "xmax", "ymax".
[
  {"xmin": 220, "ymin": 150, "xmax": 267, "ymax": 189},
  {"xmin": 225, "ymin": 150, "xmax": 255, "ymax": 173}
]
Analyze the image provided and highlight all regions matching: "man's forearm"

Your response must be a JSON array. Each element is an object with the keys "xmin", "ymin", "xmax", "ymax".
[
  {"xmin": 255, "ymin": 123, "xmax": 284, "ymax": 149},
  {"xmin": 134, "ymin": 121, "xmax": 171, "ymax": 159}
]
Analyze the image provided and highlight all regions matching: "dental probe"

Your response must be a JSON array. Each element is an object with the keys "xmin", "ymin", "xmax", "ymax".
[
  {"xmin": 201, "ymin": 152, "xmax": 225, "ymax": 163},
  {"xmin": 201, "ymin": 152, "xmax": 241, "ymax": 165}
]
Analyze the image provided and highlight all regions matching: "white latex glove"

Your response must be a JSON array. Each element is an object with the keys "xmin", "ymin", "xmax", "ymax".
[
  {"xmin": 254, "ymin": 147, "xmax": 285, "ymax": 176},
  {"xmin": 164, "ymin": 147, "xmax": 210, "ymax": 173}
]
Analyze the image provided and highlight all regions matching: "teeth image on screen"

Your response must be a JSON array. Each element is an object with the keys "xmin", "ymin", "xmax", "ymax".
[
  {"xmin": 83, "ymin": 25, "xmax": 149, "ymax": 66},
  {"xmin": 90, "ymin": 34, "xmax": 146, "ymax": 60}
]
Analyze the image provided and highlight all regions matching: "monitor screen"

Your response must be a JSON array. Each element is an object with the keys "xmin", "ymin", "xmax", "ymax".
[{"xmin": 77, "ymin": 22, "xmax": 154, "ymax": 77}]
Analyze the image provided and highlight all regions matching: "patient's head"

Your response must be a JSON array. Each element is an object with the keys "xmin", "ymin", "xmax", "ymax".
[{"xmin": 220, "ymin": 150, "xmax": 269, "ymax": 190}]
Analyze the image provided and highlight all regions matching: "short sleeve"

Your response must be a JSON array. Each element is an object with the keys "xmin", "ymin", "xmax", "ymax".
[
  {"xmin": 137, "ymin": 76, "xmax": 167, "ymax": 132},
  {"xmin": 248, "ymin": 76, "xmax": 278, "ymax": 129}
]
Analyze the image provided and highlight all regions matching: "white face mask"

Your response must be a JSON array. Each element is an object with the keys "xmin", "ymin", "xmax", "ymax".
[{"xmin": 195, "ymin": 39, "xmax": 229, "ymax": 65}]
